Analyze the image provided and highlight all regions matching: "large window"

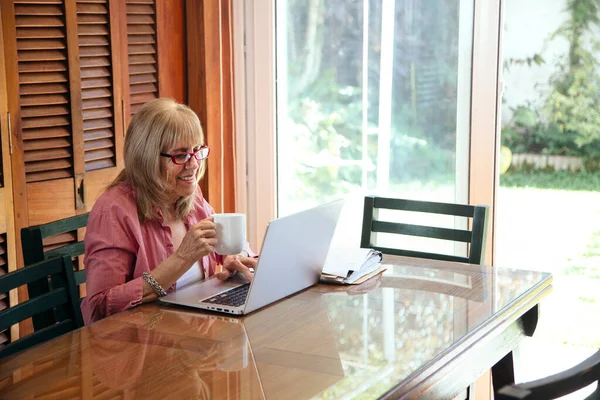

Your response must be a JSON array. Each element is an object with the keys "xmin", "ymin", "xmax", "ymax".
[
  {"xmin": 240, "ymin": 2, "xmax": 498, "ymax": 396},
  {"xmin": 276, "ymin": 0, "xmax": 474, "ymax": 220}
]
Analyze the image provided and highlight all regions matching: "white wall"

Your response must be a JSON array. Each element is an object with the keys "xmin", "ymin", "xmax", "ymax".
[{"xmin": 502, "ymin": 0, "xmax": 569, "ymax": 124}]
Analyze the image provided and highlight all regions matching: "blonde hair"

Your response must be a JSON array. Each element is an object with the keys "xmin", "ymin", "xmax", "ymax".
[{"xmin": 110, "ymin": 98, "xmax": 206, "ymax": 222}]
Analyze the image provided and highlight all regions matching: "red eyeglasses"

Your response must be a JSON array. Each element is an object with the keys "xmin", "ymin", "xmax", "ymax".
[{"xmin": 160, "ymin": 146, "xmax": 210, "ymax": 165}]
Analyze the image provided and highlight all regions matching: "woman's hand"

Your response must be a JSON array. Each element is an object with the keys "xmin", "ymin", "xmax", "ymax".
[
  {"xmin": 175, "ymin": 217, "xmax": 217, "ymax": 265},
  {"xmin": 217, "ymin": 255, "xmax": 257, "ymax": 282}
]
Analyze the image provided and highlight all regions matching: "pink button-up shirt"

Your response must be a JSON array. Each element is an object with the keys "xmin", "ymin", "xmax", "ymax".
[{"xmin": 81, "ymin": 183, "xmax": 227, "ymax": 324}]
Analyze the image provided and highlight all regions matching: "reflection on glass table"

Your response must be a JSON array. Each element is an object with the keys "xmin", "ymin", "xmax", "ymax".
[
  {"xmin": 0, "ymin": 256, "xmax": 551, "ymax": 400},
  {"xmin": 314, "ymin": 259, "xmax": 550, "ymax": 399}
]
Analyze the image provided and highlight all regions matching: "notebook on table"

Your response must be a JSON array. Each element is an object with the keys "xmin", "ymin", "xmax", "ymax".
[
  {"xmin": 160, "ymin": 200, "xmax": 344, "ymax": 315},
  {"xmin": 320, "ymin": 247, "xmax": 384, "ymax": 285}
]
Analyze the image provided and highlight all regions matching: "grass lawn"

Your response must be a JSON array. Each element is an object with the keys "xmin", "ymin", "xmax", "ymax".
[
  {"xmin": 497, "ymin": 172, "xmax": 600, "ymax": 348},
  {"xmin": 501, "ymin": 170, "xmax": 600, "ymax": 191}
]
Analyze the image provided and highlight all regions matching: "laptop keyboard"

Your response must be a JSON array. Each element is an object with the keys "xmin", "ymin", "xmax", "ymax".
[{"xmin": 202, "ymin": 284, "xmax": 250, "ymax": 307}]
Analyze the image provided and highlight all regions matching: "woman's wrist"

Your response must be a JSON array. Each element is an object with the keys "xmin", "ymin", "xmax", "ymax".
[
  {"xmin": 143, "ymin": 272, "xmax": 167, "ymax": 297},
  {"xmin": 173, "ymin": 249, "xmax": 194, "ymax": 266},
  {"xmin": 144, "ymin": 253, "xmax": 194, "ymax": 299}
]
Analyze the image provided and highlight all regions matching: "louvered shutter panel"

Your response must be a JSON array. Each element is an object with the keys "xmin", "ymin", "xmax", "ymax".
[
  {"xmin": 42, "ymin": 231, "xmax": 82, "ymax": 273},
  {"xmin": 15, "ymin": 1, "xmax": 74, "ymax": 183},
  {"xmin": 127, "ymin": 0, "xmax": 158, "ymax": 116},
  {"xmin": 77, "ymin": 0, "xmax": 116, "ymax": 171},
  {"xmin": 42, "ymin": 231, "xmax": 77, "ymax": 254},
  {"xmin": 0, "ymin": 234, "xmax": 9, "ymax": 347}
]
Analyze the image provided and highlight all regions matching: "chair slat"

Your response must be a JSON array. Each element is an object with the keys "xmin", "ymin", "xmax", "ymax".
[
  {"xmin": 74, "ymin": 270, "xmax": 86, "ymax": 286},
  {"xmin": 0, "ymin": 320, "xmax": 74, "ymax": 360},
  {"xmin": 372, "ymin": 246, "xmax": 470, "ymax": 264},
  {"xmin": 373, "ymin": 196, "xmax": 477, "ymax": 217},
  {"xmin": 0, "ymin": 289, "xmax": 68, "ymax": 331},
  {"xmin": 0, "ymin": 257, "xmax": 63, "ymax": 293},
  {"xmin": 44, "ymin": 241, "xmax": 85, "ymax": 260},
  {"xmin": 37, "ymin": 214, "xmax": 89, "ymax": 238},
  {"xmin": 372, "ymin": 221, "xmax": 473, "ymax": 242}
]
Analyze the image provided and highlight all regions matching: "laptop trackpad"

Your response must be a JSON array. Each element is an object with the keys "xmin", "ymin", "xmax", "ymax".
[{"xmin": 175, "ymin": 273, "xmax": 248, "ymax": 303}]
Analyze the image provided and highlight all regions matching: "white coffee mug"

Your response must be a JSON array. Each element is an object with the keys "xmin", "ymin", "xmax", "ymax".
[{"xmin": 213, "ymin": 213, "xmax": 246, "ymax": 255}]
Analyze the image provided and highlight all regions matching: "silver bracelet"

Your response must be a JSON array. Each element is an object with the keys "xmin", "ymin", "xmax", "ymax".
[{"xmin": 143, "ymin": 272, "xmax": 168, "ymax": 297}]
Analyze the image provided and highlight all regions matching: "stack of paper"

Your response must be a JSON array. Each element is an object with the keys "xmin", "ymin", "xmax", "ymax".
[{"xmin": 321, "ymin": 248, "xmax": 385, "ymax": 285}]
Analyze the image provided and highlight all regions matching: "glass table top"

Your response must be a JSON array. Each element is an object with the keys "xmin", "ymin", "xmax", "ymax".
[{"xmin": 0, "ymin": 256, "xmax": 552, "ymax": 400}]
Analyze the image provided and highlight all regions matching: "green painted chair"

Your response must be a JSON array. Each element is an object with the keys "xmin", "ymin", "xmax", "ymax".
[
  {"xmin": 0, "ymin": 256, "xmax": 84, "ymax": 360},
  {"xmin": 21, "ymin": 213, "xmax": 89, "ymax": 330},
  {"xmin": 496, "ymin": 350, "xmax": 600, "ymax": 399},
  {"xmin": 361, "ymin": 195, "xmax": 495, "ymax": 393},
  {"xmin": 360, "ymin": 195, "xmax": 489, "ymax": 264}
]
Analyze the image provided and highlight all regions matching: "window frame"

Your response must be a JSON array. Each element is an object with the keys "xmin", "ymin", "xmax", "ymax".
[
  {"xmin": 235, "ymin": 0, "xmax": 277, "ymax": 248},
  {"xmin": 235, "ymin": 0, "xmax": 502, "ymax": 266}
]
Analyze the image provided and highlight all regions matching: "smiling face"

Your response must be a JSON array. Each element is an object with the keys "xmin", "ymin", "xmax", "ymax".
[
  {"xmin": 121, "ymin": 98, "xmax": 208, "ymax": 221},
  {"xmin": 160, "ymin": 142, "xmax": 204, "ymax": 203}
]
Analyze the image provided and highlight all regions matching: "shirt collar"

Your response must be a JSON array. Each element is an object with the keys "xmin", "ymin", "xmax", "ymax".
[{"xmin": 153, "ymin": 204, "xmax": 197, "ymax": 226}]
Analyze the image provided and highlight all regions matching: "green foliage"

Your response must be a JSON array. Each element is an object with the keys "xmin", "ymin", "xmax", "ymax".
[
  {"xmin": 503, "ymin": 0, "xmax": 600, "ymax": 163},
  {"xmin": 282, "ymin": 0, "xmax": 463, "ymax": 205},
  {"xmin": 500, "ymin": 170, "xmax": 600, "ymax": 191},
  {"xmin": 503, "ymin": 53, "xmax": 545, "ymax": 72},
  {"xmin": 545, "ymin": 0, "xmax": 600, "ymax": 146},
  {"xmin": 501, "ymin": 104, "xmax": 582, "ymax": 156},
  {"xmin": 389, "ymin": 135, "xmax": 455, "ymax": 182}
]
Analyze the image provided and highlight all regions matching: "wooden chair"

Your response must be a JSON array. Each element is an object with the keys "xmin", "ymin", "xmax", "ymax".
[
  {"xmin": 21, "ymin": 213, "xmax": 89, "ymax": 330},
  {"xmin": 0, "ymin": 256, "xmax": 84, "ymax": 360},
  {"xmin": 496, "ymin": 350, "xmax": 600, "ymax": 399},
  {"xmin": 361, "ymin": 195, "xmax": 489, "ymax": 264}
]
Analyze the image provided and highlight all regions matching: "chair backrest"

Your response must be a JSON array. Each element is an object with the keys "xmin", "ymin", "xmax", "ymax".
[
  {"xmin": 361, "ymin": 196, "xmax": 489, "ymax": 264},
  {"xmin": 496, "ymin": 350, "xmax": 600, "ymax": 399},
  {"xmin": 0, "ymin": 256, "xmax": 84, "ymax": 360},
  {"xmin": 21, "ymin": 213, "xmax": 88, "ymax": 330}
]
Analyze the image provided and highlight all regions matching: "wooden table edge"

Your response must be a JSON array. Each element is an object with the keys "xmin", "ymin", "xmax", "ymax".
[{"xmin": 380, "ymin": 274, "xmax": 553, "ymax": 399}]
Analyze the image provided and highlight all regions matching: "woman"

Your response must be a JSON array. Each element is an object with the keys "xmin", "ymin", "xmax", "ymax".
[{"xmin": 81, "ymin": 98, "xmax": 256, "ymax": 324}]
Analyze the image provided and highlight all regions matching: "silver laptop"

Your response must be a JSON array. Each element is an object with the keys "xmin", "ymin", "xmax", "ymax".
[{"xmin": 161, "ymin": 200, "xmax": 344, "ymax": 315}]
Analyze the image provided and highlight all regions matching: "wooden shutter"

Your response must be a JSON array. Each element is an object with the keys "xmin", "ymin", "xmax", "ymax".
[
  {"xmin": 1, "ymin": 0, "xmax": 125, "ymax": 254},
  {"xmin": 0, "ymin": 233, "xmax": 9, "ymax": 347},
  {"xmin": 0, "ymin": 142, "xmax": 3, "ymax": 189},
  {"xmin": 42, "ymin": 231, "xmax": 77, "ymax": 253},
  {"xmin": 126, "ymin": 0, "xmax": 158, "ymax": 116},
  {"xmin": 15, "ymin": 1, "xmax": 74, "ymax": 183},
  {"xmin": 77, "ymin": 0, "xmax": 116, "ymax": 172}
]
